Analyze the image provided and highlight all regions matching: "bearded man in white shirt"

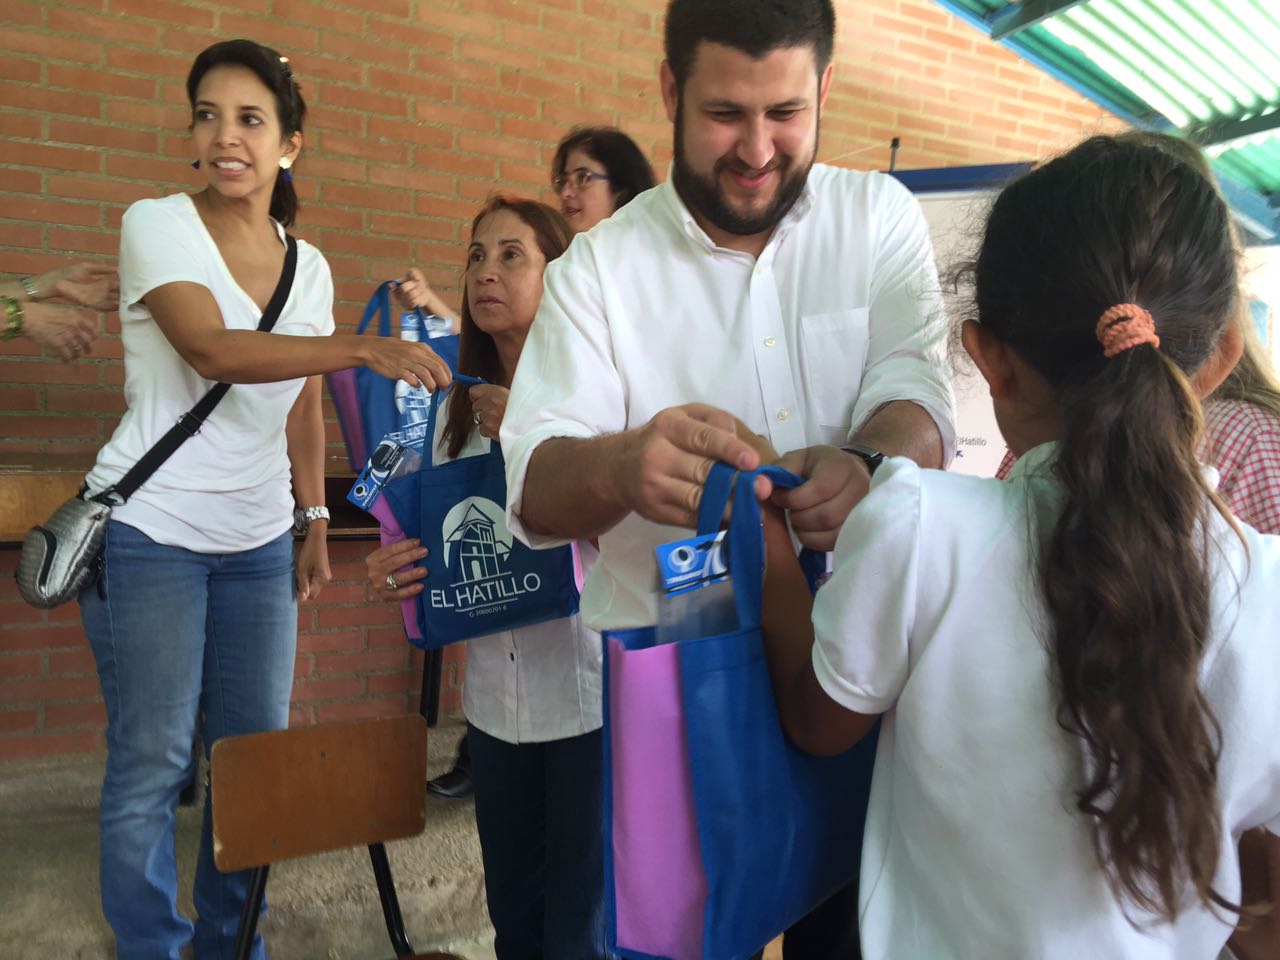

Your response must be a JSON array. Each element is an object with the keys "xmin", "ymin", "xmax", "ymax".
[{"xmin": 501, "ymin": 0, "xmax": 955, "ymax": 956}]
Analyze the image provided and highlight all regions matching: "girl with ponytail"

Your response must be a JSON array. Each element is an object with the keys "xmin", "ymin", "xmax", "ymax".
[{"xmin": 759, "ymin": 135, "xmax": 1280, "ymax": 957}]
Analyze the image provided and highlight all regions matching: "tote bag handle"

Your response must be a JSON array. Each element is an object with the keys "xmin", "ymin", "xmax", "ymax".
[{"xmin": 357, "ymin": 280, "xmax": 437, "ymax": 339}]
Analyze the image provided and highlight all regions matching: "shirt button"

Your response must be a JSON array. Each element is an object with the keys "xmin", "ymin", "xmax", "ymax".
[
  {"xmin": 509, "ymin": 652, "xmax": 515, "ymax": 662},
  {"xmin": 777, "ymin": 409, "xmax": 790, "ymax": 421},
  {"xmin": 763, "ymin": 336, "xmax": 776, "ymax": 348}
]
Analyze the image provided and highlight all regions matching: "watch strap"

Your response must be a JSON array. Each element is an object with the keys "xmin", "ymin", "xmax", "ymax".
[{"xmin": 841, "ymin": 442, "xmax": 885, "ymax": 475}]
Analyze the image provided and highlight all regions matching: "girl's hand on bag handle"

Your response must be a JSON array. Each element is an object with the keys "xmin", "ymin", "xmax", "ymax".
[
  {"xmin": 770, "ymin": 445, "xmax": 872, "ymax": 552},
  {"xmin": 361, "ymin": 337, "xmax": 452, "ymax": 391},
  {"xmin": 469, "ymin": 384, "xmax": 509, "ymax": 441},
  {"xmin": 366, "ymin": 538, "xmax": 429, "ymax": 601}
]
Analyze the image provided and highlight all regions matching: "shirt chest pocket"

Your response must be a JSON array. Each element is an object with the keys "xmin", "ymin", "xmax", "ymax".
[{"xmin": 799, "ymin": 308, "xmax": 870, "ymax": 434}]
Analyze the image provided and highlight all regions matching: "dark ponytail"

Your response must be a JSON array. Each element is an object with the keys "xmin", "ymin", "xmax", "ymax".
[
  {"xmin": 186, "ymin": 39, "xmax": 307, "ymax": 227},
  {"xmin": 972, "ymin": 135, "xmax": 1242, "ymax": 921}
]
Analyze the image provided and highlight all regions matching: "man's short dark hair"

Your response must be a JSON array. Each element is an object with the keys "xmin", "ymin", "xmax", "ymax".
[{"xmin": 663, "ymin": 0, "xmax": 836, "ymax": 90}]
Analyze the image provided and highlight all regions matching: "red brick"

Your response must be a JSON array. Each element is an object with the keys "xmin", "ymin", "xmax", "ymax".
[
  {"xmin": 298, "ymin": 630, "xmax": 365, "ymax": 653},
  {"xmin": 105, "ymin": 47, "xmax": 190, "ymax": 79},
  {"xmin": 48, "ymin": 119, "xmax": 158, "ymax": 154},
  {"xmin": 49, "ymin": 649, "xmax": 96, "ymax": 674},
  {"xmin": 322, "ymin": 232, "xmax": 412, "ymax": 260},
  {"xmin": 274, "ymin": 0, "xmax": 365, "ymax": 36},
  {"xmin": 320, "ymin": 83, "xmax": 410, "ymax": 118},
  {"xmin": 315, "ymin": 695, "xmax": 408, "ymax": 723},
  {"xmin": 412, "ymin": 6, "xmax": 498, "ymax": 40},
  {"xmin": 0, "ymin": 82, "xmax": 102, "ymax": 120},
  {"xmin": 48, "ymin": 64, "xmax": 156, "ymax": 101},
  {"xmin": 582, "ymin": 0, "xmax": 651, "ymax": 28},
  {"xmin": 289, "ymin": 704, "xmax": 316, "ymax": 727},
  {"xmin": 291, "ymin": 676, "xmax": 365, "ymax": 701},
  {"xmin": 45, "ymin": 228, "xmax": 122, "ymax": 258},
  {"xmin": 0, "ymin": 729, "xmax": 101, "ymax": 759},
  {"xmin": 0, "ymin": 709, "xmax": 38, "ymax": 734},
  {"xmin": 105, "ymin": 153, "xmax": 193, "ymax": 183},
  {"xmin": 318, "ymin": 131, "xmax": 411, "ymax": 165},
  {"xmin": 411, "ymin": 54, "xmax": 496, "ymax": 87},
  {"xmin": 367, "ymin": 625, "xmax": 410, "ymax": 649},
  {"xmin": 458, "ymin": 132, "xmax": 542, "ymax": 164},
  {"xmin": 111, "ymin": 0, "xmax": 215, "ymax": 27},
  {"xmin": 314, "ymin": 648, "xmax": 410, "ymax": 675},
  {"xmin": 1, "ymin": 29, "xmax": 102, "ymax": 63},
  {"xmin": 367, "ymin": 212, "xmax": 455, "ymax": 242},
  {"xmin": 45, "ymin": 701, "xmax": 107, "ymax": 728},
  {"xmin": 457, "ymin": 39, "xmax": 538, "ymax": 73},
  {"xmin": 366, "ymin": 670, "xmax": 421, "ymax": 694},
  {"xmin": 0, "ymin": 57, "xmax": 40, "ymax": 84},
  {"xmin": 0, "ymin": 654, "xmax": 41, "ymax": 679},
  {"xmin": 367, "ymin": 117, "xmax": 455, "ymax": 150},
  {"xmin": 0, "ymin": 676, "xmax": 101, "ymax": 705}
]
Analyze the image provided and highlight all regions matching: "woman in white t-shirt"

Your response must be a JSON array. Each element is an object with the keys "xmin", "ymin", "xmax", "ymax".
[
  {"xmin": 365, "ymin": 196, "xmax": 609, "ymax": 959},
  {"xmin": 758, "ymin": 135, "xmax": 1280, "ymax": 957},
  {"xmin": 78, "ymin": 40, "xmax": 451, "ymax": 960}
]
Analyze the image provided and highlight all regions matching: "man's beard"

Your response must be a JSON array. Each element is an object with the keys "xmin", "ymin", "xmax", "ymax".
[{"xmin": 671, "ymin": 98, "xmax": 816, "ymax": 238}]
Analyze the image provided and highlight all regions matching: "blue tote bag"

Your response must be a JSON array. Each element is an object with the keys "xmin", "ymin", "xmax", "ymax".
[
  {"xmin": 385, "ymin": 375, "xmax": 580, "ymax": 649},
  {"xmin": 604, "ymin": 463, "xmax": 876, "ymax": 960},
  {"xmin": 327, "ymin": 280, "xmax": 459, "ymax": 471}
]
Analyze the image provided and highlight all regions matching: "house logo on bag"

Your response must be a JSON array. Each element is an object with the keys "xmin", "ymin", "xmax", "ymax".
[{"xmin": 430, "ymin": 497, "xmax": 542, "ymax": 618}]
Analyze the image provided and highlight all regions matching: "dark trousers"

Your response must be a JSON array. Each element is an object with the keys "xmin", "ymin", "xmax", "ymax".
[
  {"xmin": 748, "ymin": 881, "xmax": 861, "ymax": 960},
  {"xmin": 468, "ymin": 723, "xmax": 608, "ymax": 960},
  {"xmin": 782, "ymin": 881, "xmax": 861, "ymax": 959}
]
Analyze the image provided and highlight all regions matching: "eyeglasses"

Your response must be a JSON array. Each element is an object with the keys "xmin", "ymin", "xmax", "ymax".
[{"xmin": 552, "ymin": 167, "xmax": 610, "ymax": 193}]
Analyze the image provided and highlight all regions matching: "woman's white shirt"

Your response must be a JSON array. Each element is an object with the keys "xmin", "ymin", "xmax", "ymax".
[
  {"xmin": 813, "ymin": 443, "xmax": 1280, "ymax": 959},
  {"xmin": 87, "ymin": 194, "xmax": 335, "ymax": 553},
  {"xmin": 432, "ymin": 393, "xmax": 602, "ymax": 744}
]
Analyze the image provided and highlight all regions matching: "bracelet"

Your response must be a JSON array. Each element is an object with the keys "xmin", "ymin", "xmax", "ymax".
[
  {"xmin": 293, "ymin": 505, "xmax": 331, "ymax": 533},
  {"xmin": 20, "ymin": 276, "xmax": 40, "ymax": 300},
  {"xmin": 1, "ymin": 296, "xmax": 23, "ymax": 341}
]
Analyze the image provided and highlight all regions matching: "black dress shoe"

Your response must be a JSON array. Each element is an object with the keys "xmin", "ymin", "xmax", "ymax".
[{"xmin": 427, "ymin": 765, "xmax": 474, "ymax": 799}]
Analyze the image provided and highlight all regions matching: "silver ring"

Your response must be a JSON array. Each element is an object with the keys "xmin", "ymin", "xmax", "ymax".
[
  {"xmin": 473, "ymin": 410, "xmax": 483, "ymax": 425},
  {"xmin": 385, "ymin": 573, "xmax": 399, "ymax": 592}
]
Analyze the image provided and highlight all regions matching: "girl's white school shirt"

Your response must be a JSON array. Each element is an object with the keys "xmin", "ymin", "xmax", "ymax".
[{"xmin": 813, "ymin": 442, "xmax": 1280, "ymax": 959}]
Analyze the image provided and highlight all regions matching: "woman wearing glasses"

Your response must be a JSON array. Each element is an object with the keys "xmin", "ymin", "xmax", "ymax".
[{"xmin": 551, "ymin": 126, "xmax": 656, "ymax": 234}]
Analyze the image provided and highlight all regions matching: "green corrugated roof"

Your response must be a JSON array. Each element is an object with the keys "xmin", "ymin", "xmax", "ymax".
[{"xmin": 935, "ymin": 0, "xmax": 1279, "ymax": 238}]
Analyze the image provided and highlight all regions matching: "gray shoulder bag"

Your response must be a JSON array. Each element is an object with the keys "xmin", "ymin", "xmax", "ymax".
[{"xmin": 17, "ymin": 235, "xmax": 297, "ymax": 608}]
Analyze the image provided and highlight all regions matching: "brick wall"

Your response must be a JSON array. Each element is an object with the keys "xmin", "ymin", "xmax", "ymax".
[{"xmin": 0, "ymin": 0, "xmax": 1119, "ymax": 759}]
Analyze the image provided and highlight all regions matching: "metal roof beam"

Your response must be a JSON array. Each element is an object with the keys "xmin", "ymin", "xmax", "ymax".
[
  {"xmin": 989, "ymin": 0, "xmax": 1090, "ymax": 41},
  {"xmin": 1191, "ymin": 107, "xmax": 1280, "ymax": 147}
]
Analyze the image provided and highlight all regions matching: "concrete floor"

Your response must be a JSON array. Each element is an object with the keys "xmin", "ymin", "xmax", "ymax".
[{"xmin": 0, "ymin": 716, "xmax": 497, "ymax": 960}]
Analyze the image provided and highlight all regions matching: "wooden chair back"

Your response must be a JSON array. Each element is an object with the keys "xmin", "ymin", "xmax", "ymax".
[{"xmin": 211, "ymin": 714, "xmax": 428, "ymax": 873}]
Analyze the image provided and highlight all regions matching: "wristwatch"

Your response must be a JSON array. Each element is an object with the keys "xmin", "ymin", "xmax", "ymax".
[
  {"xmin": 293, "ymin": 505, "xmax": 330, "ymax": 533},
  {"xmin": 841, "ymin": 442, "xmax": 885, "ymax": 476}
]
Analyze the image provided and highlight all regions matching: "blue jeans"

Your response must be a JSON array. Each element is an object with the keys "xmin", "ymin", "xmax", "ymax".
[
  {"xmin": 80, "ymin": 521, "xmax": 297, "ymax": 960},
  {"xmin": 468, "ymin": 723, "xmax": 608, "ymax": 960}
]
